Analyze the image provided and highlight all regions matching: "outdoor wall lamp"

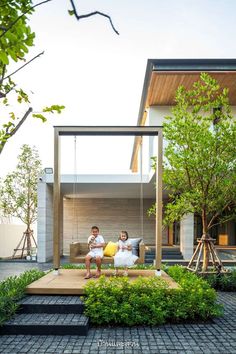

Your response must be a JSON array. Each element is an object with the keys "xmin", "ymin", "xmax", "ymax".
[{"xmin": 44, "ymin": 167, "xmax": 53, "ymax": 174}]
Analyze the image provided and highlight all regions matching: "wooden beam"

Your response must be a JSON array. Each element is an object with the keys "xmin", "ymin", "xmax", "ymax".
[
  {"xmin": 54, "ymin": 125, "xmax": 160, "ymax": 136},
  {"xmin": 53, "ymin": 128, "xmax": 61, "ymax": 270}
]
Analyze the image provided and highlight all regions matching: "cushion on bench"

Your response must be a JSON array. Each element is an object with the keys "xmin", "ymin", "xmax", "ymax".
[
  {"xmin": 129, "ymin": 238, "xmax": 142, "ymax": 256},
  {"xmin": 103, "ymin": 242, "xmax": 118, "ymax": 256}
]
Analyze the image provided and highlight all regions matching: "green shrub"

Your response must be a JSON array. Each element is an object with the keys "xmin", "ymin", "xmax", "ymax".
[
  {"xmin": 0, "ymin": 268, "xmax": 45, "ymax": 325},
  {"xmin": 167, "ymin": 265, "xmax": 223, "ymax": 320},
  {"xmin": 84, "ymin": 266, "xmax": 222, "ymax": 326},
  {"xmin": 202, "ymin": 269, "xmax": 236, "ymax": 291},
  {"xmin": 84, "ymin": 276, "xmax": 169, "ymax": 326}
]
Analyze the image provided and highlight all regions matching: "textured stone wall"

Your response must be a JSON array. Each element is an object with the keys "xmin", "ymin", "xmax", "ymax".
[
  {"xmin": 37, "ymin": 182, "xmax": 53, "ymax": 262},
  {"xmin": 63, "ymin": 198, "xmax": 168, "ymax": 254}
]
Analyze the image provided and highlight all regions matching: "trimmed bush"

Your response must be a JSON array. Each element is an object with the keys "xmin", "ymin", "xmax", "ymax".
[
  {"xmin": 0, "ymin": 268, "xmax": 45, "ymax": 325},
  {"xmin": 84, "ymin": 266, "xmax": 222, "ymax": 326},
  {"xmin": 167, "ymin": 265, "xmax": 223, "ymax": 320},
  {"xmin": 84, "ymin": 276, "xmax": 169, "ymax": 326}
]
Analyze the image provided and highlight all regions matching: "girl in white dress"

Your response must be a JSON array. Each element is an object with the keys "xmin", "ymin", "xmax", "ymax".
[{"xmin": 113, "ymin": 231, "xmax": 138, "ymax": 276}]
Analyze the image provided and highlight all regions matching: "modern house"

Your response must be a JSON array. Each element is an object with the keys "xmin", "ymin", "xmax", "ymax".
[{"xmin": 37, "ymin": 59, "xmax": 236, "ymax": 263}]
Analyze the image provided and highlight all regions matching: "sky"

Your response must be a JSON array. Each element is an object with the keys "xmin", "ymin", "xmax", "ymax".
[{"xmin": 1, "ymin": 0, "xmax": 236, "ymax": 176}]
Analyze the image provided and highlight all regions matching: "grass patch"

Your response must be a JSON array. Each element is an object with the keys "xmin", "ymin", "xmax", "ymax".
[{"xmin": 61, "ymin": 263, "xmax": 156, "ymax": 270}]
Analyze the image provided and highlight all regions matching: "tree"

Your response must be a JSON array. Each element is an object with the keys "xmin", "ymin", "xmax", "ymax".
[
  {"xmin": 0, "ymin": 0, "xmax": 65, "ymax": 156},
  {"xmin": 150, "ymin": 73, "xmax": 236, "ymax": 272},
  {"xmin": 0, "ymin": 1, "xmax": 119, "ymax": 156},
  {"xmin": 0, "ymin": 144, "xmax": 42, "ymax": 257}
]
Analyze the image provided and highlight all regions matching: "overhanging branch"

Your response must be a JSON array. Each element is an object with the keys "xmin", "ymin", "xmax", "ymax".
[
  {"xmin": 70, "ymin": 0, "xmax": 119, "ymax": 35},
  {"xmin": 4, "ymin": 51, "xmax": 44, "ymax": 81}
]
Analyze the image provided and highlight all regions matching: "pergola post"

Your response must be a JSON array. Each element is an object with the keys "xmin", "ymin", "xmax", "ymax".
[
  {"xmin": 155, "ymin": 129, "xmax": 163, "ymax": 273},
  {"xmin": 53, "ymin": 128, "xmax": 61, "ymax": 270}
]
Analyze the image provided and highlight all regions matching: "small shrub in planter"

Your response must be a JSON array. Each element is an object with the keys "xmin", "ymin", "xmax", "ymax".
[{"xmin": 84, "ymin": 267, "xmax": 222, "ymax": 326}]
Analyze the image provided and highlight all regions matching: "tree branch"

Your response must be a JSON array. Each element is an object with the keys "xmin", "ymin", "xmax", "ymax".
[
  {"xmin": 8, "ymin": 107, "xmax": 33, "ymax": 137},
  {"xmin": 4, "ymin": 51, "xmax": 44, "ymax": 81},
  {"xmin": 69, "ymin": 0, "xmax": 119, "ymax": 35},
  {"xmin": 0, "ymin": 64, "xmax": 6, "ymax": 89},
  {"xmin": 0, "ymin": 0, "xmax": 53, "ymax": 38},
  {"xmin": 0, "ymin": 107, "xmax": 33, "ymax": 155},
  {"xmin": 208, "ymin": 214, "xmax": 235, "ymax": 230},
  {"xmin": 207, "ymin": 200, "xmax": 233, "ymax": 229}
]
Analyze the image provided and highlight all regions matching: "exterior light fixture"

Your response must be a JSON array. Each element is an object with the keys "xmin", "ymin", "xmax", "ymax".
[{"xmin": 44, "ymin": 167, "xmax": 53, "ymax": 174}]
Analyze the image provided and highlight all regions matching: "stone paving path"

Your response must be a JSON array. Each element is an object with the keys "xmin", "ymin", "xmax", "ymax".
[
  {"xmin": 0, "ymin": 292, "xmax": 235, "ymax": 353},
  {"xmin": 0, "ymin": 259, "xmax": 69, "ymax": 281}
]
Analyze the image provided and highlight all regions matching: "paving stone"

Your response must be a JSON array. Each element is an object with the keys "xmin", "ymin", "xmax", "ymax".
[{"xmin": 0, "ymin": 292, "xmax": 236, "ymax": 353}]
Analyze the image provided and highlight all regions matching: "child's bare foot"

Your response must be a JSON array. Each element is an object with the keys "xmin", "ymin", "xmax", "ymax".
[
  {"xmin": 93, "ymin": 271, "xmax": 101, "ymax": 278},
  {"xmin": 84, "ymin": 273, "xmax": 93, "ymax": 279}
]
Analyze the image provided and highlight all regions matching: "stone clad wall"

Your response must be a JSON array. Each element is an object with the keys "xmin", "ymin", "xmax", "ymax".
[
  {"xmin": 37, "ymin": 183, "xmax": 53, "ymax": 262},
  {"xmin": 63, "ymin": 198, "xmax": 166, "ymax": 255}
]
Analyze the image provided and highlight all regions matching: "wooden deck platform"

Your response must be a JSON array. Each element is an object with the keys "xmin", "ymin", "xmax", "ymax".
[{"xmin": 26, "ymin": 269, "xmax": 179, "ymax": 295}]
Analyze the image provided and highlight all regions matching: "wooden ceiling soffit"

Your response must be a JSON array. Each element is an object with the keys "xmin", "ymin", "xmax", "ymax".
[{"xmin": 147, "ymin": 71, "xmax": 236, "ymax": 107}]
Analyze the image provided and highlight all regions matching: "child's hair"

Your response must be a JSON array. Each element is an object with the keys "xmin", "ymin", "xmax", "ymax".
[
  {"xmin": 119, "ymin": 230, "xmax": 128, "ymax": 240},
  {"xmin": 91, "ymin": 226, "xmax": 99, "ymax": 231}
]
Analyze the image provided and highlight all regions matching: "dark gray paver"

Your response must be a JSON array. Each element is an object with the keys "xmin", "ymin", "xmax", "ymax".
[
  {"xmin": 0, "ymin": 313, "xmax": 89, "ymax": 336},
  {"xmin": 20, "ymin": 295, "xmax": 83, "ymax": 305},
  {"xmin": 4, "ymin": 313, "xmax": 88, "ymax": 326},
  {"xmin": 0, "ymin": 292, "xmax": 236, "ymax": 353}
]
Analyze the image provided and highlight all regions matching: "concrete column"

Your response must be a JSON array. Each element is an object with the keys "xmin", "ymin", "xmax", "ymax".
[
  {"xmin": 180, "ymin": 213, "xmax": 194, "ymax": 260},
  {"xmin": 37, "ymin": 181, "xmax": 53, "ymax": 262}
]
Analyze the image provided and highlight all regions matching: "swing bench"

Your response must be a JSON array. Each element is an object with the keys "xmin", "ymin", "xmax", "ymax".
[
  {"xmin": 53, "ymin": 126, "xmax": 163, "ymax": 272},
  {"xmin": 69, "ymin": 240, "xmax": 146, "ymax": 264},
  {"xmin": 69, "ymin": 135, "xmax": 147, "ymax": 266}
]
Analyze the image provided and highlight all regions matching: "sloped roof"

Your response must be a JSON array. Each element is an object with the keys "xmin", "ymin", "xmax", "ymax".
[{"xmin": 131, "ymin": 58, "xmax": 236, "ymax": 172}]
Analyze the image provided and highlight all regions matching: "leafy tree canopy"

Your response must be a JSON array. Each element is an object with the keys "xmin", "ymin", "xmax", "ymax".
[
  {"xmin": 0, "ymin": 0, "xmax": 64, "ymax": 155},
  {"xmin": 0, "ymin": 144, "xmax": 42, "ymax": 228},
  {"xmin": 161, "ymin": 73, "xmax": 236, "ymax": 234}
]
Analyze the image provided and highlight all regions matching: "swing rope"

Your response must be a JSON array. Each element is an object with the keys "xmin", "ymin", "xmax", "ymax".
[{"xmin": 72, "ymin": 136, "xmax": 79, "ymax": 241}]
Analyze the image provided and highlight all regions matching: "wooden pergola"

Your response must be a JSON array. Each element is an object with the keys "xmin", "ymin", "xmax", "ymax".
[{"xmin": 53, "ymin": 126, "xmax": 163, "ymax": 273}]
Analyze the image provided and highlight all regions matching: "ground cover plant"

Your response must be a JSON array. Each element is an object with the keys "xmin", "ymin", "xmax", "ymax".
[
  {"xmin": 0, "ymin": 268, "xmax": 45, "ymax": 325},
  {"xmin": 84, "ymin": 265, "xmax": 223, "ymax": 326},
  {"xmin": 61, "ymin": 263, "xmax": 155, "ymax": 270}
]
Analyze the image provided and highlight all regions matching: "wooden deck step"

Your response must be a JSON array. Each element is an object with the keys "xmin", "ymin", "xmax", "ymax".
[
  {"xmin": 0, "ymin": 313, "xmax": 89, "ymax": 335},
  {"xmin": 26, "ymin": 269, "xmax": 179, "ymax": 295}
]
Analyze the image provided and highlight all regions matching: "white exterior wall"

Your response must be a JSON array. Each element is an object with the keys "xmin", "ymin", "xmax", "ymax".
[
  {"xmin": 37, "ymin": 181, "xmax": 53, "ymax": 262},
  {"xmin": 147, "ymin": 106, "xmax": 171, "ymax": 169},
  {"xmin": 180, "ymin": 214, "xmax": 194, "ymax": 260},
  {"xmin": 0, "ymin": 224, "xmax": 37, "ymax": 258}
]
